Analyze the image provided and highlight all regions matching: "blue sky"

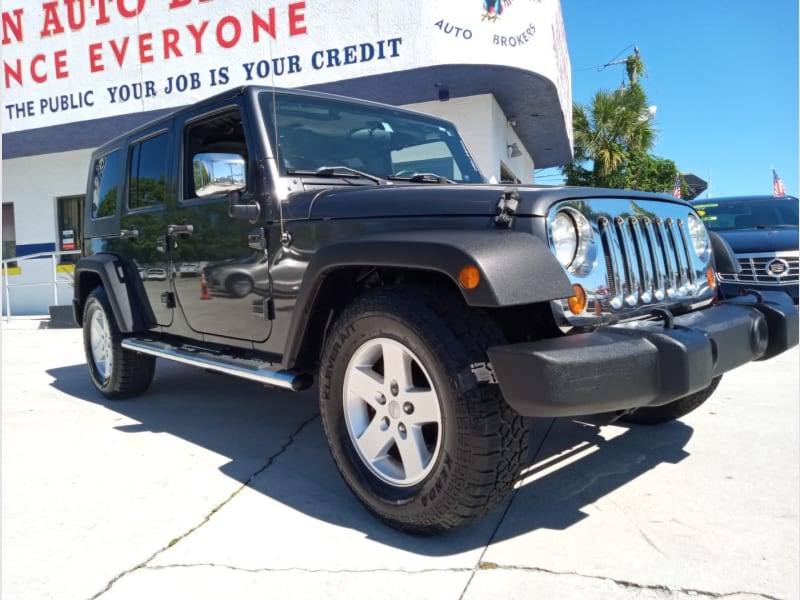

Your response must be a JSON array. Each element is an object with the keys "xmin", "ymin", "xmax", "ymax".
[{"xmin": 538, "ymin": 1, "xmax": 799, "ymax": 198}]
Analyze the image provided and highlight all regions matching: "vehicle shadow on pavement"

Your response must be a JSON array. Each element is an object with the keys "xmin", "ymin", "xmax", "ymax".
[{"xmin": 47, "ymin": 360, "xmax": 694, "ymax": 554}]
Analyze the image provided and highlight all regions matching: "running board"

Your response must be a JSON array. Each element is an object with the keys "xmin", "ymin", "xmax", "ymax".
[{"xmin": 121, "ymin": 337, "xmax": 313, "ymax": 391}]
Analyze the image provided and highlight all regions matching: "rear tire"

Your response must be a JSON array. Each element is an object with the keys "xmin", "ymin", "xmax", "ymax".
[
  {"xmin": 82, "ymin": 287, "xmax": 155, "ymax": 399},
  {"xmin": 319, "ymin": 288, "xmax": 529, "ymax": 534},
  {"xmin": 620, "ymin": 377, "xmax": 722, "ymax": 425}
]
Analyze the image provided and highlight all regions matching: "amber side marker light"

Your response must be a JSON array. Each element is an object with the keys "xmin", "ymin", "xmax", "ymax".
[
  {"xmin": 458, "ymin": 265, "xmax": 481, "ymax": 289},
  {"xmin": 568, "ymin": 284, "xmax": 588, "ymax": 315},
  {"xmin": 706, "ymin": 267, "xmax": 716, "ymax": 290}
]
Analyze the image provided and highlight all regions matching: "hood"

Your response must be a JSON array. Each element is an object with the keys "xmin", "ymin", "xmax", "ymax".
[
  {"xmin": 304, "ymin": 185, "xmax": 517, "ymax": 220},
  {"xmin": 715, "ymin": 227, "xmax": 799, "ymax": 254},
  {"xmin": 280, "ymin": 184, "xmax": 689, "ymax": 221}
]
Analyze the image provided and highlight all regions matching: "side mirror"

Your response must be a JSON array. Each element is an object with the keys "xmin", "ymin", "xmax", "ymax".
[{"xmin": 193, "ymin": 152, "xmax": 246, "ymax": 199}]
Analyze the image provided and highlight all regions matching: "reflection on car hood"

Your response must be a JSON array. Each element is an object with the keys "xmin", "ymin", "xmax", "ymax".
[{"xmin": 715, "ymin": 227, "xmax": 799, "ymax": 253}]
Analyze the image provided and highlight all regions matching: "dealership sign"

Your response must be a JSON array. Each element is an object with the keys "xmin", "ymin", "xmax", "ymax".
[{"xmin": 2, "ymin": 0, "xmax": 570, "ymax": 133}]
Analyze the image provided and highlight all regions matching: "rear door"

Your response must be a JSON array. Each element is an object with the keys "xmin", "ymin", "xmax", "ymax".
[{"xmin": 119, "ymin": 125, "xmax": 175, "ymax": 327}]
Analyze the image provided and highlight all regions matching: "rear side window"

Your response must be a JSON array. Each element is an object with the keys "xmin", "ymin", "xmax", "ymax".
[
  {"xmin": 90, "ymin": 150, "xmax": 120, "ymax": 219},
  {"xmin": 129, "ymin": 133, "xmax": 168, "ymax": 210}
]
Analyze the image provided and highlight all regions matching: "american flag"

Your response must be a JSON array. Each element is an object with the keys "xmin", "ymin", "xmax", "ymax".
[
  {"xmin": 773, "ymin": 168, "xmax": 786, "ymax": 196},
  {"xmin": 672, "ymin": 173, "xmax": 681, "ymax": 198}
]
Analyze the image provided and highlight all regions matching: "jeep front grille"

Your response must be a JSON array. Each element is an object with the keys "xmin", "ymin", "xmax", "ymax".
[
  {"xmin": 598, "ymin": 214, "xmax": 696, "ymax": 310},
  {"xmin": 547, "ymin": 198, "xmax": 715, "ymax": 326}
]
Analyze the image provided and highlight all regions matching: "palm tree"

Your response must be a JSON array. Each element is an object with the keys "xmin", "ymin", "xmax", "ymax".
[{"xmin": 564, "ymin": 83, "xmax": 657, "ymax": 188}]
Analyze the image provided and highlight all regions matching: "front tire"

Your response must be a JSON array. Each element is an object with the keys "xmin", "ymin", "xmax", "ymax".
[
  {"xmin": 319, "ymin": 288, "xmax": 529, "ymax": 535},
  {"xmin": 83, "ymin": 287, "xmax": 155, "ymax": 399},
  {"xmin": 620, "ymin": 377, "xmax": 722, "ymax": 425}
]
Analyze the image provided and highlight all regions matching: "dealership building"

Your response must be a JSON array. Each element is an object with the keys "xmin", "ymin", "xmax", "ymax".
[{"xmin": 1, "ymin": 0, "xmax": 572, "ymax": 316}]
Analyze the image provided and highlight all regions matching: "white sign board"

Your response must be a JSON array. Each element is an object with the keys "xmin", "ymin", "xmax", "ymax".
[{"xmin": 2, "ymin": 0, "xmax": 570, "ymax": 133}]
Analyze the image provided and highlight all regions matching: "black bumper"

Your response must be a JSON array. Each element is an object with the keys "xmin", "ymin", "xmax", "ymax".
[{"xmin": 487, "ymin": 292, "xmax": 798, "ymax": 417}]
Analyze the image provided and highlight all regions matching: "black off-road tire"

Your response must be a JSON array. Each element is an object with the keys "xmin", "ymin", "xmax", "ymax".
[
  {"xmin": 319, "ymin": 287, "xmax": 529, "ymax": 535},
  {"xmin": 82, "ymin": 287, "xmax": 155, "ymax": 399},
  {"xmin": 620, "ymin": 376, "xmax": 722, "ymax": 425}
]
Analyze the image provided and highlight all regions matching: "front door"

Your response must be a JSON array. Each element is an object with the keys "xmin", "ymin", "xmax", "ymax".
[{"xmin": 170, "ymin": 104, "xmax": 271, "ymax": 343}]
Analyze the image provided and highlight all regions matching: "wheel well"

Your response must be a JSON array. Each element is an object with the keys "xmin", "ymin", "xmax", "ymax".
[
  {"xmin": 292, "ymin": 267, "xmax": 458, "ymax": 370},
  {"xmin": 291, "ymin": 266, "xmax": 559, "ymax": 371},
  {"xmin": 74, "ymin": 271, "xmax": 103, "ymax": 326}
]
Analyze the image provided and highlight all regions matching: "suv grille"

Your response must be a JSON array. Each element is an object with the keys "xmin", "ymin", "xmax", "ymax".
[
  {"xmin": 720, "ymin": 251, "xmax": 800, "ymax": 285},
  {"xmin": 598, "ymin": 214, "xmax": 696, "ymax": 309},
  {"xmin": 548, "ymin": 197, "xmax": 714, "ymax": 326}
]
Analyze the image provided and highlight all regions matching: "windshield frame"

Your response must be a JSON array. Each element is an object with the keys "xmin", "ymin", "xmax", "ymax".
[{"xmin": 258, "ymin": 90, "xmax": 484, "ymax": 184}]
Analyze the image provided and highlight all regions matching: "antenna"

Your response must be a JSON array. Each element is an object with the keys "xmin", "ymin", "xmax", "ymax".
[{"xmin": 268, "ymin": 37, "xmax": 288, "ymax": 244}]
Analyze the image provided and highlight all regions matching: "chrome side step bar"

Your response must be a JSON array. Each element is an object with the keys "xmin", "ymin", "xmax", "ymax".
[{"xmin": 121, "ymin": 337, "xmax": 313, "ymax": 391}]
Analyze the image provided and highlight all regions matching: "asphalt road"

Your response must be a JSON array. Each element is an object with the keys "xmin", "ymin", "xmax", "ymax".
[{"xmin": 2, "ymin": 319, "xmax": 798, "ymax": 600}]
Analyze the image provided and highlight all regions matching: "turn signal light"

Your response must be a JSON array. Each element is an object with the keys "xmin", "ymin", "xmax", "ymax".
[
  {"xmin": 568, "ymin": 284, "xmax": 587, "ymax": 315},
  {"xmin": 706, "ymin": 267, "xmax": 716, "ymax": 289},
  {"xmin": 458, "ymin": 265, "xmax": 481, "ymax": 289}
]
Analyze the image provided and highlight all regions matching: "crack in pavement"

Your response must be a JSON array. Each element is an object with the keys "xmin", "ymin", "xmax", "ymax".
[
  {"xmin": 473, "ymin": 563, "xmax": 784, "ymax": 600},
  {"xmin": 87, "ymin": 413, "xmax": 320, "ymax": 600},
  {"xmin": 144, "ymin": 563, "xmax": 474, "ymax": 575}
]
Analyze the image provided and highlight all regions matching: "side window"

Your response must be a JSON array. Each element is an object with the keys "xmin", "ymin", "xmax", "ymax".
[
  {"xmin": 92, "ymin": 150, "xmax": 120, "ymax": 219},
  {"xmin": 91, "ymin": 150, "xmax": 120, "ymax": 219},
  {"xmin": 183, "ymin": 109, "xmax": 247, "ymax": 201},
  {"xmin": 129, "ymin": 133, "xmax": 169, "ymax": 210}
]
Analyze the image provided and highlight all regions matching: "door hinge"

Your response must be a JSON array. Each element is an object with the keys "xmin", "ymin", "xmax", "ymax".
[
  {"xmin": 252, "ymin": 297, "xmax": 275, "ymax": 320},
  {"xmin": 248, "ymin": 228, "xmax": 267, "ymax": 251}
]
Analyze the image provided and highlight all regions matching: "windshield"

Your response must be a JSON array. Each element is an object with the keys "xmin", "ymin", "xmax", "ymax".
[
  {"xmin": 259, "ymin": 91, "xmax": 483, "ymax": 183},
  {"xmin": 693, "ymin": 196, "xmax": 799, "ymax": 230}
]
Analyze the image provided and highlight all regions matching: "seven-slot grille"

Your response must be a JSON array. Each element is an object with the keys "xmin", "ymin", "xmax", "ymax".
[{"xmin": 598, "ymin": 214, "xmax": 696, "ymax": 309}]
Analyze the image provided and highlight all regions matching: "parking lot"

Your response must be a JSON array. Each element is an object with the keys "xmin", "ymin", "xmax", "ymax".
[{"xmin": 2, "ymin": 319, "xmax": 798, "ymax": 600}]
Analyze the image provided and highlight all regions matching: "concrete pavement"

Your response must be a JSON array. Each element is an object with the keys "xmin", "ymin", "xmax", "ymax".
[{"xmin": 2, "ymin": 319, "xmax": 798, "ymax": 600}]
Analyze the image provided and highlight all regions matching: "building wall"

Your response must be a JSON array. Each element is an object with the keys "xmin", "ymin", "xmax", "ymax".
[
  {"xmin": 2, "ymin": 148, "xmax": 91, "ymax": 315},
  {"xmin": 407, "ymin": 94, "xmax": 534, "ymax": 184}
]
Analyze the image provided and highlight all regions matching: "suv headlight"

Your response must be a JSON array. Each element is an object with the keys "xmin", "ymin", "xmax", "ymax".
[
  {"xmin": 550, "ymin": 208, "xmax": 594, "ymax": 273},
  {"xmin": 687, "ymin": 212, "xmax": 711, "ymax": 262}
]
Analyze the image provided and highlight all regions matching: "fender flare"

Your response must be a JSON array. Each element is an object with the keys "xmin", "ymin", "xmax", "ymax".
[
  {"xmin": 73, "ymin": 254, "xmax": 156, "ymax": 332},
  {"xmin": 283, "ymin": 229, "xmax": 573, "ymax": 367},
  {"xmin": 708, "ymin": 230, "xmax": 740, "ymax": 275}
]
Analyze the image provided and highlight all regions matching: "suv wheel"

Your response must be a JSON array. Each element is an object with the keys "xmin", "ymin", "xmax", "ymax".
[
  {"xmin": 319, "ymin": 288, "xmax": 529, "ymax": 534},
  {"xmin": 83, "ymin": 287, "xmax": 155, "ymax": 399}
]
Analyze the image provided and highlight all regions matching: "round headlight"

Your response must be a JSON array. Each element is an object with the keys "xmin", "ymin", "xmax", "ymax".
[
  {"xmin": 551, "ymin": 208, "xmax": 595, "ymax": 273},
  {"xmin": 551, "ymin": 211, "xmax": 578, "ymax": 267},
  {"xmin": 687, "ymin": 212, "xmax": 711, "ymax": 262}
]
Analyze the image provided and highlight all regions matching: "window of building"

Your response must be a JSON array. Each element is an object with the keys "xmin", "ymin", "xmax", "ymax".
[
  {"xmin": 91, "ymin": 150, "xmax": 121, "ymax": 219},
  {"xmin": 129, "ymin": 132, "xmax": 168, "ymax": 210},
  {"xmin": 499, "ymin": 162, "xmax": 519, "ymax": 184},
  {"xmin": 2, "ymin": 203, "xmax": 17, "ymax": 268},
  {"xmin": 57, "ymin": 195, "xmax": 83, "ymax": 264}
]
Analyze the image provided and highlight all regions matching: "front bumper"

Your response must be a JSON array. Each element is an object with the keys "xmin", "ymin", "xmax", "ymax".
[
  {"xmin": 487, "ymin": 291, "xmax": 798, "ymax": 417},
  {"xmin": 718, "ymin": 281, "xmax": 799, "ymax": 305}
]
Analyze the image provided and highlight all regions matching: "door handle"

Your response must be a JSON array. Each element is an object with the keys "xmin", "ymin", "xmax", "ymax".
[
  {"xmin": 167, "ymin": 224, "xmax": 194, "ymax": 235},
  {"xmin": 120, "ymin": 228, "xmax": 139, "ymax": 239}
]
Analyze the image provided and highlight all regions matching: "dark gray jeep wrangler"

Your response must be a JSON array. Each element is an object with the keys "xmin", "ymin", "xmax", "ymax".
[{"xmin": 73, "ymin": 86, "xmax": 798, "ymax": 534}]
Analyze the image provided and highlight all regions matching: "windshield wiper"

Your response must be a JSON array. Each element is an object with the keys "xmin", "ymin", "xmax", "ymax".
[
  {"xmin": 387, "ymin": 172, "xmax": 456, "ymax": 184},
  {"xmin": 285, "ymin": 166, "xmax": 385, "ymax": 185}
]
